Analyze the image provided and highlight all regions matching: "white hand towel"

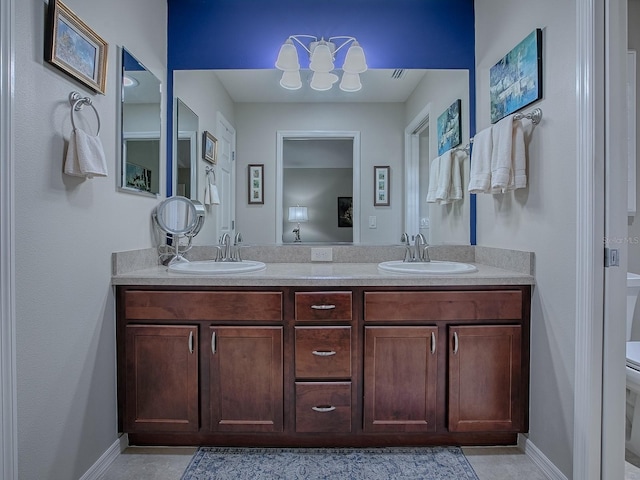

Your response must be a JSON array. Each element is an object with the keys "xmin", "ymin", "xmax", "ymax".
[
  {"xmin": 435, "ymin": 149, "xmax": 453, "ymax": 203},
  {"xmin": 64, "ymin": 128, "xmax": 108, "ymax": 178},
  {"xmin": 204, "ymin": 181, "xmax": 212, "ymax": 205},
  {"xmin": 210, "ymin": 183, "xmax": 220, "ymax": 205},
  {"xmin": 426, "ymin": 156, "xmax": 440, "ymax": 203},
  {"xmin": 468, "ymin": 126, "xmax": 492, "ymax": 193},
  {"xmin": 449, "ymin": 151, "xmax": 463, "ymax": 201},
  {"xmin": 511, "ymin": 119, "xmax": 527, "ymax": 189},
  {"xmin": 490, "ymin": 115, "xmax": 514, "ymax": 191}
]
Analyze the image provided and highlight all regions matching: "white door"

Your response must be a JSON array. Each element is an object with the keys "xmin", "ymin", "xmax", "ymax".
[{"xmin": 217, "ymin": 113, "xmax": 236, "ymax": 240}]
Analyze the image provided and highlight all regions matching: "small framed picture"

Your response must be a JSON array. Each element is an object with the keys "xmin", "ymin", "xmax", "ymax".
[
  {"xmin": 248, "ymin": 164, "xmax": 264, "ymax": 204},
  {"xmin": 45, "ymin": 0, "xmax": 108, "ymax": 94},
  {"xmin": 374, "ymin": 166, "xmax": 390, "ymax": 206},
  {"xmin": 202, "ymin": 131, "xmax": 218, "ymax": 164},
  {"xmin": 437, "ymin": 99, "xmax": 462, "ymax": 155}
]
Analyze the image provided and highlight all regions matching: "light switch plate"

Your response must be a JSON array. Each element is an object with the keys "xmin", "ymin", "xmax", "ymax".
[{"xmin": 369, "ymin": 216, "xmax": 377, "ymax": 228}]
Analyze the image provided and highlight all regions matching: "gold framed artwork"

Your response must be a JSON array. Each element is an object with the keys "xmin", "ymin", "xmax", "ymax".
[
  {"xmin": 248, "ymin": 164, "xmax": 264, "ymax": 204},
  {"xmin": 45, "ymin": 0, "xmax": 108, "ymax": 94},
  {"xmin": 374, "ymin": 165, "xmax": 390, "ymax": 206},
  {"xmin": 203, "ymin": 131, "xmax": 218, "ymax": 164}
]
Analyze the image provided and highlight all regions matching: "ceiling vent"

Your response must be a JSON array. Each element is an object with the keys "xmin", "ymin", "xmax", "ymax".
[{"xmin": 391, "ymin": 69, "xmax": 406, "ymax": 79}]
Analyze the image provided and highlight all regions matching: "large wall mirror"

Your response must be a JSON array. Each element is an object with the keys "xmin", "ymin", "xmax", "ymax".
[
  {"xmin": 171, "ymin": 68, "xmax": 470, "ymax": 246},
  {"xmin": 118, "ymin": 47, "xmax": 161, "ymax": 196},
  {"xmin": 174, "ymin": 99, "xmax": 198, "ymax": 199}
]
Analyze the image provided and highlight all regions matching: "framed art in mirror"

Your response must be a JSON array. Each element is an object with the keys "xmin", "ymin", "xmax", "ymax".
[
  {"xmin": 338, "ymin": 196, "xmax": 353, "ymax": 227},
  {"xmin": 437, "ymin": 99, "xmax": 462, "ymax": 155},
  {"xmin": 45, "ymin": 0, "xmax": 108, "ymax": 94},
  {"xmin": 203, "ymin": 131, "xmax": 218, "ymax": 164},
  {"xmin": 374, "ymin": 166, "xmax": 390, "ymax": 207},
  {"xmin": 248, "ymin": 164, "xmax": 264, "ymax": 204}
]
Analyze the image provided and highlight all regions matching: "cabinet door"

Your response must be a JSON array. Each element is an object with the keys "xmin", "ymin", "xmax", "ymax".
[
  {"xmin": 209, "ymin": 326, "xmax": 283, "ymax": 432},
  {"xmin": 448, "ymin": 325, "xmax": 522, "ymax": 432},
  {"xmin": 124, "ymin": 325, "xmax": 199, "ymax": 432},
  {"xmin": 363, "ymin": 326, "xmax": 438, "ymax": 432}
]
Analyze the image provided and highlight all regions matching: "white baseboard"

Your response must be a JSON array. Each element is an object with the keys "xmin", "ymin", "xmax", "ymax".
[
  {"xmin": 518, "ymin": 434, "xmax": 569, "ymax": 480},
  {"xmin": 78, "ymin": 434, "xmax": 128, "ymax": 480}
]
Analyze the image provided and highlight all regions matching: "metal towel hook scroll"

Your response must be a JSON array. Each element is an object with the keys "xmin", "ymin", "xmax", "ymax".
[{"xmin": 68, "ymin": 91, "xmax": 101, "ymax": 135}]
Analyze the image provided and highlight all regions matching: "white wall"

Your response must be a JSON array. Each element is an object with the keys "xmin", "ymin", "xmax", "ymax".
[
  {"xmin": 173, "ymin": 70, "xmax": 236, "ymax": 246},
  {"xmin": 405, "ymin": 70, "xmax": 471, "ymax": 245},
  {"xmin": 475, "ymin": 1, "xmax": 577, "ymax": 477},
  {"xmin": 235, "ymin": 102, "xmax": 404, "ymax": 244},
  {"xmin": 14, "ymin": 0, "xmax": 166, "ymax": 478}
]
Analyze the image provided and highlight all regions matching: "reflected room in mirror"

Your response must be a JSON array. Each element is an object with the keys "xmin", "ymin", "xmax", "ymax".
[
  {"xmin": 118, "ymin": 48, "xmax": 161, "ymax": 196},
  {"xmin": 175, "ymin": 99, "xmax": 198, "ymax": 199}
]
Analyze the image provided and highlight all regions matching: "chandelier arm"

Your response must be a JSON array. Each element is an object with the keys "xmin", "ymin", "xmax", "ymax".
[
  {"xmin": 328, "ymin": 36, "xmax": 357, "ymax": 55},
  {"xmin": 289, "ymin": 35, "xmax": 317, "ymax": 55}
]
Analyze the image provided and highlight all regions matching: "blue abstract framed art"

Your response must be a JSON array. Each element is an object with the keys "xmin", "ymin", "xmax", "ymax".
[
  {"xmin": 490, "ymin": 29, "xmax": 543, "ymax": 124},
  {"xmin": 437, "ymin": 99, "xmax": 462, "ymax": 156}
]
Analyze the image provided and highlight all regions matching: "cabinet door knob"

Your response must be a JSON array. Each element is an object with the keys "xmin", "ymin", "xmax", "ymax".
[
  {"xmin": 188, "ymin": 331, "xmax": 194, "ymax": 354},
  {"xmin": 211, "ymin": 331, "xmax": 216, "ymax": 355},
  {"xmin": 312, "ymin": 406, "xmax": 336, "ymax": 413},
  {"xmin": 312, "ymin": 350, "xmax": 337, "ymax": 357},
  {"xmin": 430, "ymin": 332, "xmax": 436, "ymax": 354},
  {"xmin": 453, "ymin": 331, "xmax": 459, "ymax": 355},
  {"xmin": 311, "ymin": 304, "xmax": 336, "ymax": 310}
]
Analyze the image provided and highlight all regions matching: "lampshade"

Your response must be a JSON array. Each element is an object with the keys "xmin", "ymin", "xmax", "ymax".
[
  {"xmin": 339, "ymin": 72, "xmax": 362, "ymax": 92},
  {"xmin": 309, "ymin": 41, "xmax": 335, "ymax": 73},
  {"xmin": 288, "ymin": 206, "xmax": 309, "ymax": 223},
  {"xmin": 310, "ymin": 72, "xmax": 338, "ymax": 91},
  {"xmin": 280, "ymin": 70, "xmax": 302, "ymax": 90},
  {"xmin": 275, "ymin": 39, "xmax": 300, "ymax": 71},
  {"xmin": 342, "ymin": 41, "xmax": 367, "ymax": 74}
]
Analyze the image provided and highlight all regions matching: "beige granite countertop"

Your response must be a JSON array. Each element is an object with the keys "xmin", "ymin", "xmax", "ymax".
[{"xmin": 112, "ymin": 245, "xmax": 535, "ymax": 287}]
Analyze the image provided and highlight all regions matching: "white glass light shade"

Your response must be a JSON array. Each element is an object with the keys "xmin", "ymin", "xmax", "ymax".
[
  {"xmin": 288, "ymin": 206, "xmax": 309, "ymax": 222},
  {"xmin": 275, "ymin": 39, "xmax": 300, "ymax": 71},
  {"xmin": 339, "ymin": 72, "xmax": 362, "ymax": 92},
  {"xmin": 342, "ymin": 41, "xmax": 367, "ymax": 74},
  {"xmin": 309, "ymin": 42, "xmax": 335, "ymax": 73},
  {"xmin": 310, "ymin": 72, "xmax": 339, "ymax": 91},
  {"xmin": 280, "ymin": 70, "xmax": 302, "ymax": 90}
]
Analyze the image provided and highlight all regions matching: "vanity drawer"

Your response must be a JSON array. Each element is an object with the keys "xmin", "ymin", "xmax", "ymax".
[
  {"xmin": 124, "ymin": 290, "xmax": 283, "ymax": 321},
  {"xmin": 364, "ymin": 290, "xmax": 523, "ymax": 322},
  {"xmin": 295, "ymin": 327, "xmax": 351, "ymax": 379},
  {"xmin": 295, "ymin": 382, "xmax": 352, "ymax": 433},
  {"xmin": 294, "ymin": 292, "xmax": 352, "ymax": 322}
]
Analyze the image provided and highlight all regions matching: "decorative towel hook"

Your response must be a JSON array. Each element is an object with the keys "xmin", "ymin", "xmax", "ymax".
[
  {"xmin": 513, "ymin": 107, "xmax": 542, "ymax": 125},
  {"xmin": 205, "ymin": 165, "xmax": 216, "ymax": 182},
  {"xmin": 68, "ymin": 91, "xmax": 101, "ymax": 135}
]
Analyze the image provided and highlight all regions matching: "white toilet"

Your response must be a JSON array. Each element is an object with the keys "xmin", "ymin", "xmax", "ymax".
[{"xmin": 626, "ymin": 272, "xmax": 640, "ymax": 454}]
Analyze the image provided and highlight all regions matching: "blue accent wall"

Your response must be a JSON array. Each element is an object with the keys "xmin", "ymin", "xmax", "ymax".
[{"xmin": 166, "ymin": 0, "xmax": 477, "ymax": 243}]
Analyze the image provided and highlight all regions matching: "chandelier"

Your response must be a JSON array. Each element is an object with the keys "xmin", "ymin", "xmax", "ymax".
[{"xmin": 275, "ymin": 35, "xmax": 367, "ymax": 92}]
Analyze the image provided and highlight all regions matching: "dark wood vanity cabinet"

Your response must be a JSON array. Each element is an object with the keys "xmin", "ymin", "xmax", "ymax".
[{"xmin": 116, "ymin": 285, "xmax": 530, "ymax": 446}]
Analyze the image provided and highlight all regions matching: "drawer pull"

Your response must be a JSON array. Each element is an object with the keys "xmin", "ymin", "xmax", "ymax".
[
  {"xmin": 312, "ymin": 350, "xmax": 337, "ymax": 357},
  {"xmin": 312, "ymin": 405, "xmax": 336, "ymax": 413},
  {"xmin": 453, "ymin": 331, "xmax": 459, "ymax": 355},
  {"xmin": 211, "ymin": 331, "xmax": 216, "ymax": 355},
  {"xmin": 311, "ymin": 304, "xmax": 336, "ymax": 310},
  {"xmin": 188, "ymin": 331, "xmax": 194, "ymax": 354},
  {"xmin": 430, "ymin": 332, "xmax": 436, "ymax": 355}
]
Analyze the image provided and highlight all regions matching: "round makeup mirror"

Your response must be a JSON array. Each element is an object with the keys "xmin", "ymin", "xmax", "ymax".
[{"xmin": 153, "ymin": 196, "xmax": 204, "ymax": 264}]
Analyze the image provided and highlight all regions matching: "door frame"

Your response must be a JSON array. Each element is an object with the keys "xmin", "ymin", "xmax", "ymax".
[
  {"xmin": 404, "ymin": 103, "xmax": 431, "ymax": 241},
  {"xmin": 275, "ymin": 130, "xmax": 361, "ymax": 244},
  {"xmin": 216, "ymin": 111, "xmax": 236, "ymax": 239},
  {"xmin": 0, "ymin": 0, "xmax": 18, "ymax": 478}
]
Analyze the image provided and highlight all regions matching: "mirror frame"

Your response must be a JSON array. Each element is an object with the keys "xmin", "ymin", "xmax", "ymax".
[
  {"xmin": 117, "ymin": 46, "xmax": 161, "ymax": 197},
  {"xmin": 276, "ymin": 130, "xmax": 361, "ymax": 244}
]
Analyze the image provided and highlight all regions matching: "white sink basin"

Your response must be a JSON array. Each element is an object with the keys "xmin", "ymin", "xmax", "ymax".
[
  {"xmin": 168, "ymin": 260, "xmax": 266, "ymax": 275},
  {"xmin": 378, "ymin": 260, "xmax": 477, "ymax": 275}
]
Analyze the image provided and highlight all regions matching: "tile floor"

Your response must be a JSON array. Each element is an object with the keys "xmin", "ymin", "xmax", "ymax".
[
  {"xmin": 626, "ymin": 448, "xmax": 640, "ymax": 480},
  {"xmin": 101, "ymin": 445, "xmax": 550, "ymax": 479}
]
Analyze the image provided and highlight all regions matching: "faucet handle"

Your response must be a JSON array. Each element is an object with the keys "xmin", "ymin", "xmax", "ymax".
[{"xmin": 401, "ymin": 232, "xmax": 409, "ymax": 244}]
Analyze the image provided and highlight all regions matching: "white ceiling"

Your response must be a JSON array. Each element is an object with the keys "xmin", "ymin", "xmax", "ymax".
[{"xmin": 211, "ymin": 69, "xmax": 431, "ymax": 103}]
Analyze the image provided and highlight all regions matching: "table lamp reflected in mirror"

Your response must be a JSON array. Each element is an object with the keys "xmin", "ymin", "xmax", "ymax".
[{"xmin": 288, "ymin": 205, "xmax": 308, "ymax": 242}]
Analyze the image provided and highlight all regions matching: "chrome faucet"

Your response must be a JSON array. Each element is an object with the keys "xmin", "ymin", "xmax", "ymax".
[
  {"xmin": 414, "ymin": 233, "xmax": 430, "ymax": 262},
  {"xmin": 401, "ymin": 233, "xmax": 413, "ymax": 262},
  {"xmin": 232, "ymin": 232, "xmax": 243, "ymax": 261},
  {"xmin": 218, "ymin": 233, "xmax": 231, "ymax": 261}
]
